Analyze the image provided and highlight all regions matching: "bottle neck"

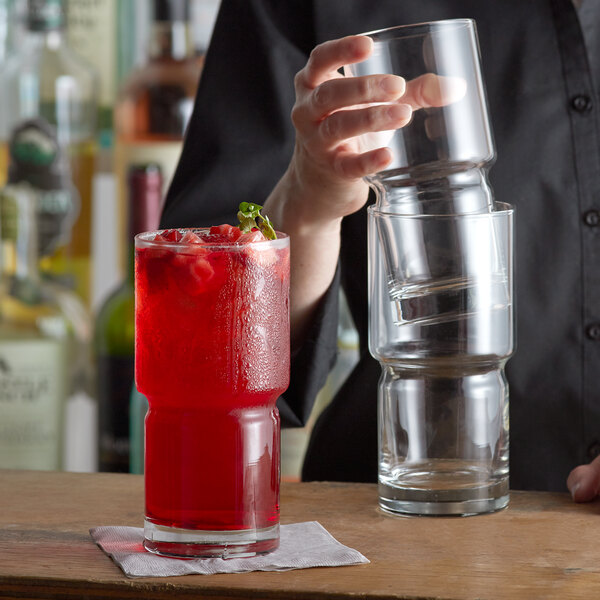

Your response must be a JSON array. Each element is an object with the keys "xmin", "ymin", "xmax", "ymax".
[
  {"xmin": 126, "ymin": 204, "xmax": 160, "ymax": 284},
  {"xmin": 126, "ymin": 165, "xmax": 163, "ymax": 282},
  {"xmin": 23, "ymin": 28, "xmax": 64, "ymax": 52},
  {"xmin": 148, "ymin": 21, "xmax": 194, "ymax": 60}
]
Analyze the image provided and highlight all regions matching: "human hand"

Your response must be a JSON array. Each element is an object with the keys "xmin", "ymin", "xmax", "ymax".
[
  {"xmin": 286, "ymin": 34, "xmax": 466, "ymax": 225},
  {"xmin": 567, "ymin": 456, "xmax": 600, "ymax": 502},
  {"xmin": 288, "ymin": 35, "xmax": 407, "ymax": 223},
  {"xmin": 265, "ymin": 35, "xmax": 467, "ymax": 346}
]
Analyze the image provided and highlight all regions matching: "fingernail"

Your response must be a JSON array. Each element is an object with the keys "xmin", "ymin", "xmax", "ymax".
[
  {"xmin": 569, "ymin": 480, "xmax": 581, "ymax": 500},
  {"xmin": 436, "ymin": 75, "xmax": 467, "ymax": 104},
  {"xmin": 387, "ymin": 103, "xmax": 412, "ymax": 121},
  {"xmin": 380, "ymin": 76, "xmax": 405, "ymax": 96}
]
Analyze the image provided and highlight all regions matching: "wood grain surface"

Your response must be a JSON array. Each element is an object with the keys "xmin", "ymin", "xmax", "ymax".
[{"xmin": 1, "ymin": 469, "xmax": 600, "ymax": 599}]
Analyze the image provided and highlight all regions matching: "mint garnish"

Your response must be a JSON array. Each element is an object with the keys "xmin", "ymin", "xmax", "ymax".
[{"xmin": 237, "ymin": 202, "xmax": 277, "ymax": 240}]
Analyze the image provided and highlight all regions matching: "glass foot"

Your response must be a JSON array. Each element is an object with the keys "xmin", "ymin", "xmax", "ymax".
[
  {"xmin": 143, "ymin": 519, "xmax": 280, "ymax": 558},
  {"xmin": 379, "ymin": 476, "xmax": 509, "ymax": 516}
]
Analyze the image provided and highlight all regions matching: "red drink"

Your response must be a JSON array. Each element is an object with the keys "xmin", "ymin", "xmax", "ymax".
[{"xmin": 135, "ymin": 226, "xmax": 289, "ymax": 557}]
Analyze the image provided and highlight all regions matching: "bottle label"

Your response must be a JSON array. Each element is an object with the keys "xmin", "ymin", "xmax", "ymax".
[
  {"xmin": 97, "ymin": 354, "xmax": 134, "ymax": 472},
  {"xmin": 27, "ymin": 0, "xmax": 65, "ymax": 32},
  {"xmin": 66, "ymin": 0, "xmax": 117, "ymax": 109},
  {"xmin": 0, "ymin": 339, "xmax": 67, "ymax": 470},
  {"xmin": 0, "ymin": 187, "xmax": 19, "ymax": 240},
  {"xmin": 7, "ymin": 119, "xmax": 80, "ymax": 257}
]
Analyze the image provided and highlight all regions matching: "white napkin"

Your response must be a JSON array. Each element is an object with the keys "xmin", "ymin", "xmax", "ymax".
[{"xmin": 89, "ymin": 521, "xmax": 369, "ymax": 578}]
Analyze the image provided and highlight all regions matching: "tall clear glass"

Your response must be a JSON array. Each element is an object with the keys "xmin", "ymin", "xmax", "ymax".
[
  {"xmin": 135, "ymin": 228, "xmax": 290, "ymax": 557},
  {"xmin": 344, "ymin": 19, "xmax": 495, "ymax": 216},
  {"xmin": 346, "ymin": 19, "xmax": 511, "ymax": 515},
  {"xmin": 369, "ymin": 203, "xmax": 514, "ymax": 516}
]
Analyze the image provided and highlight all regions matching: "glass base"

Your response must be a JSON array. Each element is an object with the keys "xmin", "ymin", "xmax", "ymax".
[
  {"xmin": 143, "ymin": 519, "xmax": 280, "ymax": 558},
  {"xmin": 379, "ymin": 470, "xmax": 509, "ymax": 516}
]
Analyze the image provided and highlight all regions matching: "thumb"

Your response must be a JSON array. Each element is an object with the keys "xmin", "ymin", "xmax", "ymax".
[{"xmin": 567, "ymin": 455, "xmax": 600, "ymax": 502}]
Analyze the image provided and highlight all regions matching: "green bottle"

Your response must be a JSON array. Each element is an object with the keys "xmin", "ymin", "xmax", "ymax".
[
  {"xmin": 129, "ymin": 385, "xmax": 148, "ymax": 474},
  {"xmin": 95, "ymin": 163, "xmax": 162, "ymax": 473}
]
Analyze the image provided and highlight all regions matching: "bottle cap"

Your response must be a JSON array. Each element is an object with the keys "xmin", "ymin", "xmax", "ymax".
[
  {"xmin": 153, "ymin": 0, "xmax": 190, "ymax": 22},
  {"xmin": 27, "ymin": 0, "xmax": 65, "ymax": 32},
  {"xmin": 128, "ymin": 164, "xmax": 163, "ymax": 237}
]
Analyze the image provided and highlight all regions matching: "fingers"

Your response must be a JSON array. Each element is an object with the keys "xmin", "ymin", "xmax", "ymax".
[
  {"xmin": 290, "ymin": 35, "xmax": 468, "ymax": 188},
  {"xmin": 307, "ymin": 74, "xmax": 405, "ymax": 122},
  {"xmin": 333, "ymin": 147, "xmax": 393, "ymax": 179},
  {"xmin": 403, "ymin": 73, "xmax": 467, "ymax": 110},
  {"xmin": 312, "ymin": 103, "xmax": 412, "ymax": 153},
  {"xmin": 300, "ymin": 35, "xmax": 373, "ymax": 89},
  {"xmin": 567, "ymin": 455, "xmax": 600, "ymax": 502}
]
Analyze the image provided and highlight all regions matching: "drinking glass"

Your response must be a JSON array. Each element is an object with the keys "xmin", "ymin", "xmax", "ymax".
[
  {"xmin": 369, "ymin": 203, "xmax": 514, "ymax": 515},
  {"xmin": 135, "ymin": 229, "xmax": 290, "ymax": 557},
  {"xmin": 346, "ymin": 19, "xmax": 512, "ymax": 515},
  {"xmin": 344, "ymin": 18, "xmax": 495, "ymax": 215}
]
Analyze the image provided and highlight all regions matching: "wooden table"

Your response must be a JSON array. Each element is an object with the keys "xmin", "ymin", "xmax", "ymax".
[{"xmin": 1, "ymin": 470, "xmax": 600, "ymax": 599}]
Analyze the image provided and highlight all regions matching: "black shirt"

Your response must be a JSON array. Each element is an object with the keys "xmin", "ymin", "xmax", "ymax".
[{"xmin": 162, "ymin": 0, "xmax": 600, "ymax": 492}]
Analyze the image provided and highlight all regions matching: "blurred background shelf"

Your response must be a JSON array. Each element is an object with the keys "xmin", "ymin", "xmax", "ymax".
[{"xmin": 0, "ymin": 0, "xmax": 359, "ymax": 482}]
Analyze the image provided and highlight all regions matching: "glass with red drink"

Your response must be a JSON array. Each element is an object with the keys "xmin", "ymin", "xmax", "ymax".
[{"xmin": 135, "ymin": 221, "xmax": 289, "ymax": 558}]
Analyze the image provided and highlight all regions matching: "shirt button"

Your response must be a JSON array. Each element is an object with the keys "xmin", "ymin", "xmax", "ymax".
[
  {"xmin": 588, "ymin": 441, "xmax": 600, "ymax": 460},
  {"xmin": 583, "ymin": 210, "xmax": 600, "ymax": 227},
  {"xmin": 571, "ymin": 94, "xmax": 593, "ymax": 113},
  {"xmin": 586, "ymin": 323, "xmax": 600, "ymax": 340}
]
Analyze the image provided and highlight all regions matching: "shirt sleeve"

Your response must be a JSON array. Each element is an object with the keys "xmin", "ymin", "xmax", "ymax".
[
  {"xmin": 159, "ymin": 0, "xmax": 338, "ymax": 426},
  {"xmin": 278, "ymin": 264, "xmax": 341, "ymax": 427}
]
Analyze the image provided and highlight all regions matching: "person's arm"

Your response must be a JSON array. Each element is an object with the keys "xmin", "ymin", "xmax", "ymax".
[
  {"xmin": 264, "ymin": 35, "xmax": 467, "ymax": 348},
  {"xmin": 263, "ymin": 35, "xmax": 411, "ymax": 348},
  {"xmin": 160, "ymin": 0, "xmax": 350, "ymax": 428},
  {"xmin": 162, "ymin": 9, "xmax": 466, "ymax": 426}
]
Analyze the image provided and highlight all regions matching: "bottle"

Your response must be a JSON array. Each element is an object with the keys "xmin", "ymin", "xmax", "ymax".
[
  {"xmin": 0, "ymin": 0, "xmax": 98, "ymax": 306},
  {"xmin": 65, "ymin": 0, "xmax": 117, "ymax": 163},
  {"xmin": 0, "ymin": 119, "xmax": 92, "ymax": 470},
  {"xmin": 95, "ymin": 163, "xmax": 162, "ymax": 473},
  {"xmin": 129, "ymin": 385, "xmax": 148, "ymax": 474},
  {"xmin": 0, "ymin": 0, "xmax": 11, "ymax": 64},
  {"xmin": 116, "ymin": 0, "xmax": 143, "ymax": 92},
  {"xmin": 113, "ymin": 0, "xmax": 202, "ymax": 274},
  {"xmin": 190, "ymin": 0, "xmax": 220, "ymax": 58}
]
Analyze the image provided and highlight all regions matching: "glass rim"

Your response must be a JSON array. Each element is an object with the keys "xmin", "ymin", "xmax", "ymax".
[
  {"xmin": 135, "ymin": 228, "xmax": 290, "ymax": 251},
  {"xmin": 368, "ymin": 201, "xmax": 514, "ymax": 219},
  {"xmin": 359, "ymin": 18, "xmax": 475, "ymax": 41}
]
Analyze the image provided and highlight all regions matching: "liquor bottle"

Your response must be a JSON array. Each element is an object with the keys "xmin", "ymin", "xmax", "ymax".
[
  {"xmin": 190, "ymin": 0, "xmax": 220, "ymax": 58},
  {"xmin": 116, "ymin": 0, "xmax": 143, "ymax": 93},
  {"xmin": 95, "ymin": 163, "xmax": 162, "ymax": 473},
  {"xmin": 0, "ymin": 0, "xmax": 98, "ymax": 306},
  {"xmin": 0, "ymin": 119, "xmax": 92, "ymax": 470},
  {"xmin": 113, "ymin": 0, "xmax": 202, "ymax": 273},
  {"xmin": 0, "ymin": 0, "xmax": 11, "ymax": 63},
  {"xmin": 129, "ymin": 385, "xmax": 148, "ymax": 474},
  {"xmin": 66, "ymin": 0, "xmax": 117, "ymax": 160}
]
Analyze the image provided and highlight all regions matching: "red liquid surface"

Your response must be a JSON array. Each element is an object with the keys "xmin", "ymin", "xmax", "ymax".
[{"xmin": 135, "ymin": 231, "xmax": 290, "ymax": 531}]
